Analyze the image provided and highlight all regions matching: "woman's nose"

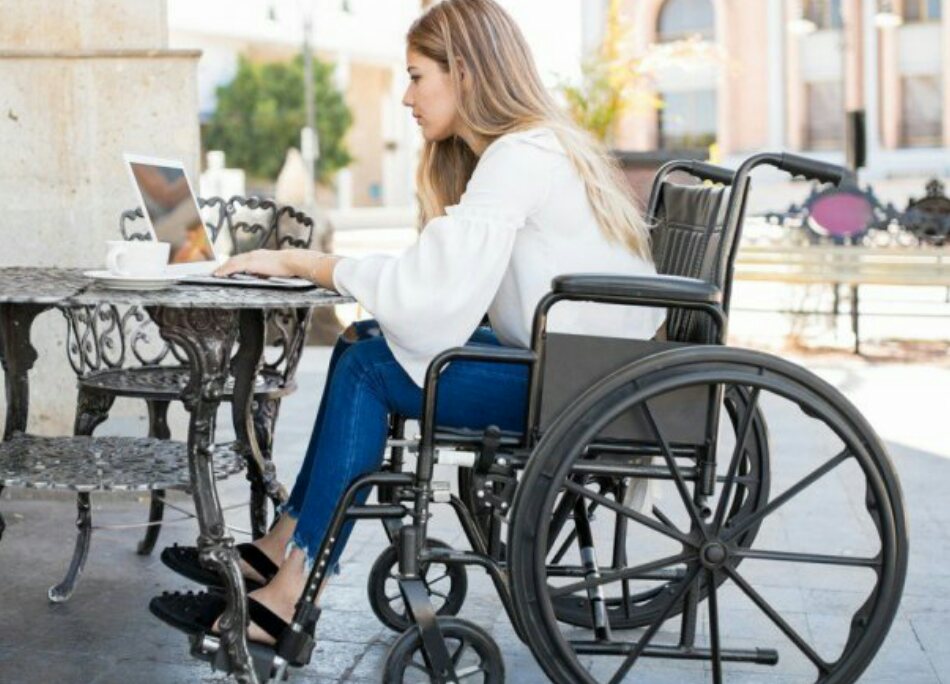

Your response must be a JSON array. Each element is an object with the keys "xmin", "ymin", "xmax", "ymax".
[{"xmin": 402, "ymin": 86, "xmax": 413, "ymax": 108}]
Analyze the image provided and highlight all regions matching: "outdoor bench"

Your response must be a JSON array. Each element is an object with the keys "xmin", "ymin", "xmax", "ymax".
[{"xmin": 734, "ymin": 178, "xmax": 950, "ymax": 352}]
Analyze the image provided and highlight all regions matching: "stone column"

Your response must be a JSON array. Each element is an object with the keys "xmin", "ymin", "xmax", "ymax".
[
  {"xmin": 382, "ymin": 60, "xmax": 416, "ymax": 208},
  {"xmin": 878, "ymin": 16, "xmax": 901, "ymax": 149},
  {"xmin": 0, "ymin": 0, "xmax": 200, "ymax": 435},
  {"xmin": 943, "ymin": 0, "xmax": 950, "ymax": 147},
  {"xmin": 334, "ymin": 51, "xmax": 354, "ymax": 210},
  {"xmin": 767, "ymin": 0, "xmax": 787, "ymax": 149},
  {"xmin": 862, "ymin": 0, "xmax": 882, "ymax": 175}
]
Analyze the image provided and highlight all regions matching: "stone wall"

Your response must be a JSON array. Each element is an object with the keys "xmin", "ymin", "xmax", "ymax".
[{"xmin": 0, "ymin": 0, "xmax": 200, "ymax": 436}]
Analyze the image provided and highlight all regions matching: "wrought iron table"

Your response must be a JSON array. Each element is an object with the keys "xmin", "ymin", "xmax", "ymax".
[{"xmin": 0, "ymin": 267, "xmax": 350, "ymax": 684}]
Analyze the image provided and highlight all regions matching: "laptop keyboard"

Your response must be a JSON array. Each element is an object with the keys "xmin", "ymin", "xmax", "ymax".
[{"xmin": 181, "ymin": 273, "xmax": 316, "ymax": 290}]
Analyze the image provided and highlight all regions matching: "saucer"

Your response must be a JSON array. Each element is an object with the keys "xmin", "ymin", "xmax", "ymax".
[{"xmin": 83, "ymin": 270, "xmax": 182, "ymax": 291}]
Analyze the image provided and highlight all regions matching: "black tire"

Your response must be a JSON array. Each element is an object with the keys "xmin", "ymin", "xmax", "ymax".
[
  {"xmin": 509, "ymin": 346, "xmax": 907, "ymax": 684},
  {"xmin": 383, "ymin": 618, "xmax": 504, "ymax": 684},
  {"xmin": 368, "ymin": 538, "xmax": 468, "ymax": 633},
  {"xmin": 550, "ymin": 383, "xmax": 771, "ymax": 630}
]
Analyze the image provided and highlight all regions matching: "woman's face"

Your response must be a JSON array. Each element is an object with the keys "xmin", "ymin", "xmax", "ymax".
[{"xmin": 402, "ymin": 49, "xmax": 459, "ymax": 142}]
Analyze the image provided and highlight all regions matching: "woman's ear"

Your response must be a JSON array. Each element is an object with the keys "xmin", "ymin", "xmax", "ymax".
[{"xmin": 455, "ymin": 57, "xmax": 466, "ymax": 82}]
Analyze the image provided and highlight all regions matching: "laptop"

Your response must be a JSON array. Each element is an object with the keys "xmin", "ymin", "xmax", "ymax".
[{"xmin": 123, "ymin": 154, "xmax": 315, "ymax": 289}]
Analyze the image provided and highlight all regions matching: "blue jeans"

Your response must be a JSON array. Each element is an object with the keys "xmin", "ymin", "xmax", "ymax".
[{"xmin": 283, "ymin": 319, "xmax": 529, "ymax": 569}]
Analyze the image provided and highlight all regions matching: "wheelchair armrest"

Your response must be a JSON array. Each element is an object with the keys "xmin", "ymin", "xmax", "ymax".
[
  {"xmin": 420, "ymin": 346, "xmax": 537, "ymax": 449},
  {"xmin": 423, "ymin": 346, "xmax": 537, "ymax": 393},
  {"xmin": 552, "ymin": 274, "xmax": 722, "ymax": 306}
]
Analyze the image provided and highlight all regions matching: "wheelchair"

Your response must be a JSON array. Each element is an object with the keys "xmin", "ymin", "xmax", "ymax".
[{"xmin": 191, "ymin": 152, "xmax": 908, "ymax": 684}]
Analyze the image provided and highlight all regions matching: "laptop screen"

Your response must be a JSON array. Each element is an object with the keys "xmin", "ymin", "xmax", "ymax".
[{"xmin": 128, "ymin": 161, "xmax": 215, "ymax": 265}]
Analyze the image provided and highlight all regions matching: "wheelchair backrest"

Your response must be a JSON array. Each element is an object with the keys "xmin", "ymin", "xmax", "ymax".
[
  {"xmin": 536, "ymin": 178, "xmax": 736, "ymax": 444},
  {"xmin": 650, "ymin": 181, "xmax": 731, "ymax": 344},
  {"xmin": 538, "ymin": 334, "xmax": 710, "ymax": 443}
]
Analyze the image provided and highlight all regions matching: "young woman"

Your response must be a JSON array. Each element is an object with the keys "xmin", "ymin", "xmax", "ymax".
[{"xmin": 160, "ymin": 0, "xmax": 664, "ymax": 645}]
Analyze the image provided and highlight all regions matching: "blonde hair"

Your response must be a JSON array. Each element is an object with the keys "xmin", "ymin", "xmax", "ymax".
[{"xmin": 407, "ymin": 0, "xmax": 651, "ymax": 259}]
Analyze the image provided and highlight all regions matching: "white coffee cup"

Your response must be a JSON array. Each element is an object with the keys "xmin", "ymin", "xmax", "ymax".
[{"xmin": 105, "ymin": 240, "xmax": 171, "ymax": 277}]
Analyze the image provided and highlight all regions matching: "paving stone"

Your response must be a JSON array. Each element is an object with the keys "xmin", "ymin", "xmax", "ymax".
[
  {"xmin": 908, "ymin": 617, "xmax": 950, "ymax": 683},
  {"xmin": 0, "ymin": 347, "xmax": 947, "ymax": 682}
]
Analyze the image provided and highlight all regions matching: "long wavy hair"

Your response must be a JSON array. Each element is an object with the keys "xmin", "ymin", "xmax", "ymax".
[{"xmin": 407, "ymin": 0, "xmax": 650, "ymax": 258}]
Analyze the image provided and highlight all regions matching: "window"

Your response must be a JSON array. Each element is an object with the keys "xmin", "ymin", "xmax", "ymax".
[
  {"xmin": 903, "ymin": 0, "xmax": 942, "ymax": 22},
  {"xmin": 901, "ymin": 75, "xmax": 943, "ymax": 147},
  {"xmin": 657, "ymin": 0, "xmax": 715, "ymax": 42},
  {"xmin": 804, "ymin": 81, "xmax": 844, "ymax": 150},
  {"xmin": 658, "ymin": 90, "xmax": 717, "ymax": 150},
  {"xmin": 802, "ymin": 0, "xmax": 843, "ymax": 30}
]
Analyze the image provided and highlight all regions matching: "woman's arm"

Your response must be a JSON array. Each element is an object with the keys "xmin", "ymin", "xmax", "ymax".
[{"xmin": 213, "ymin": 248, "xmax": 342, "ymax": 290}]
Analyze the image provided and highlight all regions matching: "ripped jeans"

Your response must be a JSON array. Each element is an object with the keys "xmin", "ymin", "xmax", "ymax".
[{"xmin": 282, "ymin": 319, "xmax": 529, "ymax": 570}]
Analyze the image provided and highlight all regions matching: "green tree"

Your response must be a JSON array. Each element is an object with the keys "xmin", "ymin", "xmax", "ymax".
[{"xmin": 204, "ymin": 55, "xmax": 353, "ymax": 181}]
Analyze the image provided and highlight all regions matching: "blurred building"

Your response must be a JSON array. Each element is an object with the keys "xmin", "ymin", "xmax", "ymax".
[
  {"xmin": 587, "ymin": 0, "xmax": 949, "ymax": 182},
  {"xmin": 167, "ymin": 0, "xmax": 586, "ymax": 212},
  {"xmin": 167, "ymin": 0, "xmax": 421, "ymax": 209}
]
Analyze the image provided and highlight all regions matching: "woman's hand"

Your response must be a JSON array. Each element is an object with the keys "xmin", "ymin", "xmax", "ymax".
[
  {"xmin": 213, "ymin": 248, "xmax": 342, "ymax": 290},
  {"xmin": 213, "ymin": 250, "xmax": 296, "ymax": 278}
]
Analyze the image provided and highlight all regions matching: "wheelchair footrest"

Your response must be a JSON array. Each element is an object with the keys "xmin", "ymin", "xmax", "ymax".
[{"xmin": 189, "ymin": 632, "xmax": 295, "ymax": 682}]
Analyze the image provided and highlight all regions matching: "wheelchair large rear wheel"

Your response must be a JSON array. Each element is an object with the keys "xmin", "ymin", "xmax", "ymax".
[{"xmin": 509, "ymin": 347, "xmax": 907, "ymax": 683}]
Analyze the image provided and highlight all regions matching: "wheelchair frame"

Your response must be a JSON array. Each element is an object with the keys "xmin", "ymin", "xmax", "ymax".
[{"xmin": 189, "ymin": 152, "xmax": 907, "ymax": 684}]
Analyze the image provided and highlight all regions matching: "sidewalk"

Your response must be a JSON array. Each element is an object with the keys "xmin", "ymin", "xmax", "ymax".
[{"xmin": 0, "ymin": 345, "xmax": 947, "ymax": 683}]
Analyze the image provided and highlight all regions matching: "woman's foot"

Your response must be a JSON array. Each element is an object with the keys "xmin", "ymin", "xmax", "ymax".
[
  {"xmin": 212, "ymin": 584, "xmax": 294, "ymax": 646},
  {"xmin": 212, "ymin": 547, "xmax": 310, "ymax": 645},
  {"xmin": 239, "ymin": 538, "xmax": 284, "ymax": 585},
  {"xmin": 240, "ymin": 514, "xmax": 297, "ymax": 582}
]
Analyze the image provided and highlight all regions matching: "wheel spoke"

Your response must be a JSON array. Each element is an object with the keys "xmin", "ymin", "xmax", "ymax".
[
  {"xmin": 426, "ymin": 572, "xmax": 450, "ymax": 586},
  {"xmin": 707, "ymin": 569, "xmax": 722, "ymax": 684},
  {"xmin": 457, "ymin": 665, "xmax": 485, "ymax": 680},
  {"xmin": 732, "ymin": 548, "xmax": 881, "ymax": 568},
  {"xmin": 640, "ymin": 402, "xmax": 708, "ymax": 538},
  {"xmin": 724, "ymin": 566, "xmax": 831, "ymax": 674},
  {"xmin": 608, "ymin": 564, "xmax": 702, "ymax": 684},
  {"xmin": 407, "ymin": 658, "xmax": 430, "ymax": 674},
  {"xmin": 450, "ymin": 637, "xmax": 469, "ymax": 668},
  {"xmin": 547, "ymin": 484, "xmax": 584, "ymax": 553},
  {"xmin": 563, "ymin": 479, "xmax": 694, "ymax": 546},
  {"xmin": 712, "ymin": 388, "xmax": 761, "ymax": 531},
  {"xmin": 723, "ymin": 449, "xmax": 851, "ymax": 543},
  {"xmin": 549, "ymin": 551, "xmax": 693, "ymax": 599}
]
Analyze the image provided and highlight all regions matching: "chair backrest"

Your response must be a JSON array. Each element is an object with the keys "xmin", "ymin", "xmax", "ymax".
[
  {"xmin": 649, "ymin": 181, "xmax": 731, "ymax": 344},
  {"xmin": 221, "ymin": 197, "xmax": 314, "ymax": 255},
  {"xmin": 69, "ymin": 197, "xmax": 316, "ymax": 380},
  {"xmin": 120, "ymin": 196, "xmax": 227, "ymax": 242}
]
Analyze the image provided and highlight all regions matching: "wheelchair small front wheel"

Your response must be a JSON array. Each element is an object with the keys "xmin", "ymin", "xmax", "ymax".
[
  {"xmin": 369, "ymin": 538, "xmax": 468, "ymax": 632},
  {"xmin": 383, "ymin": 618, "xmax": 504, "ymax": 683}
]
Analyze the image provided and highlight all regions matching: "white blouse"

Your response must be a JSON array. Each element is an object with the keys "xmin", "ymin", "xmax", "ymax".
[{"xmin": 332, "ymin": 127, "xmax": 665, "ymax": 387}]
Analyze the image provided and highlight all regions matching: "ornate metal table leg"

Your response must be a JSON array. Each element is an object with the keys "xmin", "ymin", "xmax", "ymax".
[
  {"xmin": 251, "ymin": 397, "xmax": 282, "ymax": 534},
  {"xmin": 0, "ymin": 303, "xmax": 47, "ymax": 439},
  {"xmin": 138, "ymin": 399, "xmax": 172, "ymax": 555},
  {"xmin": 0, "ymin": 303, "xmax": 48, "ymax": 542},
  {"xmin": 149, "ymin": 306, "xmax": 259, "ymax": 684},
  {"xmin": 48, "ymin": 492, "xmax": 92, "ymax": 602},
  {"xmin": 231, "ymin": 310, "xmax": 287, "ymax": 539}
]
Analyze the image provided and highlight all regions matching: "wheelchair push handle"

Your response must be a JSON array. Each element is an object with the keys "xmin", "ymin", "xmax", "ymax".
[
  {"xmin": 685, "ymin": 161, "xmax": 734, "ymax": 186},
  {"xmin": 775, "ymin": 153, "xmax": 849, "ymax": 186}
]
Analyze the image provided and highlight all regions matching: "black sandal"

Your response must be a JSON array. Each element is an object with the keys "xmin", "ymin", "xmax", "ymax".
[
  {"xmin": 149, "ymin": 589, "xmax": 227, "ymax": 636},
  {"xmin": 149, "ymin": 590, "xmax": 290, "ymax": 644},
  {"xmin": 160, "ymin": 543, "xmax": 279, "ymax": 592}
]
